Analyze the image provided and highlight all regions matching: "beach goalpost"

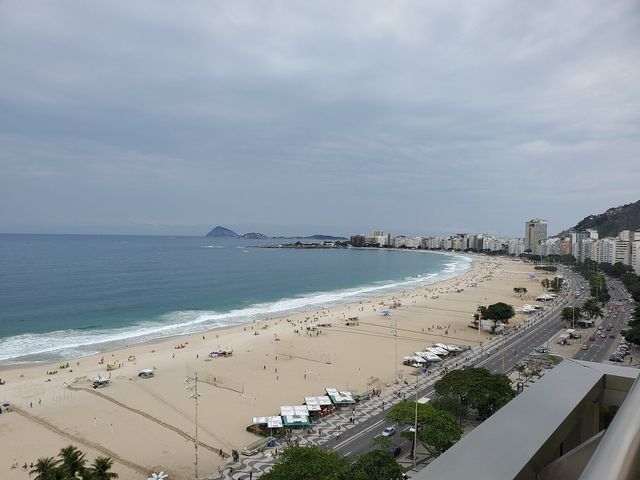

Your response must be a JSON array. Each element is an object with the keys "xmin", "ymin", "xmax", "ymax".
[
  {"xmin": 186, "ymin": 364, "xmax": 247, "ymax": 395},
  {"xmin": 274, "ymin": 347, "xmax": 331, "ymax": 364}
]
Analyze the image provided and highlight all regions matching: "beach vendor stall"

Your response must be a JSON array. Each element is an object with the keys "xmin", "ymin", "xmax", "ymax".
[
  {"xmin": 325, "ymin": 388, "xmax": 356, "ymax": 407},
  {"xmin": 304, "ymin": 395, "xmax": 334, "ymax": 418},
  {"xmin": 249, "ymin": 416, "xmax": 283, "ymax": 436},
  {"xmin": 403, "ymin": 355, "xmax": 428, "ymax": 368},
  {"xmin": 280, "ymin": 405, "xmax": 310, "ymax": 429}
]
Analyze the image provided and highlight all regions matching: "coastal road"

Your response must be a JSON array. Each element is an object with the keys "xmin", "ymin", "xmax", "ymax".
[{"xmin": 573, "ymin": 278, "xmax": 632, "ymax": 363}]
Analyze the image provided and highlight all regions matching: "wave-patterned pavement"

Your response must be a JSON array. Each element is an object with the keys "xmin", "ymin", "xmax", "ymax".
[{"xmin": 206, "ymin": 344, "xmax": 498, "ymax": 480}]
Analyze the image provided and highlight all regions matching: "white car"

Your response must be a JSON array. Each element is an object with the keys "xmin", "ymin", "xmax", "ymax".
[{"xmin": 381, "ymin": 426, "xmax": 397, "ymax": 437}]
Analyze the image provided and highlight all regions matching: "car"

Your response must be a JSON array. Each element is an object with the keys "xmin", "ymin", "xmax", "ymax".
[
  {"xmin": 389, "ymin": 446, "xmax": 402, "ymax": 457},
  {"xmin": 589, "ymin": 336, "xmax": 596, "ymax": 342},
  {"xmin": 534, "ymin": 346, "xmax": 550, "ymax": 353},
  {"xmin": 381, "ymin": 426, "xmax": 397, "ymax": 437},
  {"xmin": 609, "ymin": 334, "xmax": 615, "ymax": 338},
  {"xmin": 597, "ymin": 326, "xmax": 603, "ymax": 331},
  {"xmin": 600, "ymin": 333, "xmax": 606, "ymax": 338},
  {"xmin": 610, "ymin": 355, "xmax": 624, "ymax": 362},
  {"xmin": 581, "ymin": 344, "xmax": 589, "ymax": 350}
]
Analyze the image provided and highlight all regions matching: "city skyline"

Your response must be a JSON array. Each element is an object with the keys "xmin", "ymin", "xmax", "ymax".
[{"xmin": 1, "ymin": 1, "xmax": 640, "ymax": 237}]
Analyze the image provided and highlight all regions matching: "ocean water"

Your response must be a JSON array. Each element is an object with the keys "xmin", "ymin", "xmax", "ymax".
[{"xmin": 0, "ymin": 234, "xmax": 471, "ymax": 364}]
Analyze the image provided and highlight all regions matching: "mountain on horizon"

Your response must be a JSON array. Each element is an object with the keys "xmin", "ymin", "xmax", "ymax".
[
  {"xmin": 559, "ymin": 200, "xmax": 640, "ymax": 238},
  {"xmin": 205, "ymin": 225, "xmax": 346, "ymax": 240},
  {"xmin": 205, "ymin": 226, "xmax": 238, "ymax": 237}
]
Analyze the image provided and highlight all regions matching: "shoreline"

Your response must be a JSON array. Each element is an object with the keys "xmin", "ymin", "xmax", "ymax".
[
  {"xmin": 0, "ymin": 249, "xmax": 472, "ymax": 367},
  {"xmin": 0, "ymin": 254, "xmax": 547, "ymax": 480}
]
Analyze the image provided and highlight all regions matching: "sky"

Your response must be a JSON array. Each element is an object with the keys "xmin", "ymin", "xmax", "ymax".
[{"xmin": 1, "ymin": 1, "xmax": 639, "ymax": 237}]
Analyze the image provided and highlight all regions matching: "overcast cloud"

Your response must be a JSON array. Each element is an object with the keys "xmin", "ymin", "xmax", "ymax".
[{"xmin": 1, "ymin": 1, "xmax": 639, "ymax": 237}]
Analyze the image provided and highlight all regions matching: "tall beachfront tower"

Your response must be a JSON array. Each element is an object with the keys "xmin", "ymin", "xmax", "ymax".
[{"xmin": 525, "ymin": 218, "xmax": 548, "ymax": 251}]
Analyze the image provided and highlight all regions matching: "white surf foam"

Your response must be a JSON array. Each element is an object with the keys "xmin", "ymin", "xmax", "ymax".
[{"xmin": 0, "ymin": 254, "xmax": 471, "ymax": 363}]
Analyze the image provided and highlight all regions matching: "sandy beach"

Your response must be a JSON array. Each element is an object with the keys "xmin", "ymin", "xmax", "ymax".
[{"xmin": 0, "ymin": 254, "xmax": 547, "ymax": 479}]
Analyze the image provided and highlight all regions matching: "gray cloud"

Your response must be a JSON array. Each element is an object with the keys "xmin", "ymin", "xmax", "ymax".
[{"xmin": 1, "ymin": 0, "xmax": 639, "ymax": 236}]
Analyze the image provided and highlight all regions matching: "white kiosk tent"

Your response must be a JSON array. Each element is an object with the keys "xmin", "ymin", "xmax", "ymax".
[
  {"xmin": 280, "ymin": 405, "xmax": 310, "ymax": 428},
  {"xmin": 404, "ymin": 355, "xmax": 428, "ymax": 367},
  {"xmin": 304, "ymin": 396, "xmax": 332, "ymax": 411},
  {"xmin": 415, "ymin": 351, "xmax": 442, "ymax": 363},
  {"xmin": 252, "ymin": 416, "xmax": 283, "ymax": 429},
  {"xmin": 325, "ymin": 388, "xmax": 356, "ymax": 406}
]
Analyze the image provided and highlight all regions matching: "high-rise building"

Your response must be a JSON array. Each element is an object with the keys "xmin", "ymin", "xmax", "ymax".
[{"xmin": 525, "ymin": 218, "xmax": 548, "ymax": 251}]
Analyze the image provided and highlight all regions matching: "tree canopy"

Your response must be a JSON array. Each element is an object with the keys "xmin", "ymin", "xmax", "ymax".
[
  {"xmin": 434, "ymin": 368, "xmax": 515, "ymax": 419},
  {"xmin": 582, "ymin": 298, "xmax": 604, "ymax": 320},
  {"xmin": 29, "ymin": 446, "xmax": 118, "ymax": 480},
  {"xmin": 386, "ymin": 401, "xmax": 462, "ymax": 457},
  {"xmin": 416, "ymin": 408, "xmax": 462, "ymax": 456},
  {"xmin": 262, "ymin": 445, "xmax": 405, "ymax": 480},
  {"xmin": 561, "ymin": 306, "xmax": 582, "ymax": 326},
  {"xmin": 262, "ymin": 446, "xmax": 348, "ymax": 480},
  {"xmin": 349, "ymin": 449, "xmax": 404, "ymax": 480},
  {"xmin": 483, "ymin": 302, "xmax": 515, "ymax": 322}
]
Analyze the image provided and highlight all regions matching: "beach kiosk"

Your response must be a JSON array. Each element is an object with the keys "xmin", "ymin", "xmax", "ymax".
[
  {"xmin": 250, "ymin": 416, "xmax": 283, "ymax": 436},
  {"xmin": 304, "ymin": 396, "xmax": 333, "ymax": 418},
  {"xmin": 325, "ymin": 388, "xmax": 356, "ymax": 408},
  {"xmin": 280, "ymin": 405, "xmax": 310, "ymax": 429}
]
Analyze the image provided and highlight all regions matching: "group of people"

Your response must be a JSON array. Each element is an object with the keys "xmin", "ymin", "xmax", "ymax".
[{"xmin": 10, "ymin": 461, "xmax": 33, "ymax": 471}]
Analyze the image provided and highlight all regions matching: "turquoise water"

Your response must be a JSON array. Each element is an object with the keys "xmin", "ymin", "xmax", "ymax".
[{"xmin": 0, "ymin": 234, "xmax": 471, "ymax": 363}]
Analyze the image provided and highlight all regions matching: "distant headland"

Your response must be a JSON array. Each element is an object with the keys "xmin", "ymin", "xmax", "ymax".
[{"xmin": 205, "ymin": 225, "xmax": 347, "ymax": 241}]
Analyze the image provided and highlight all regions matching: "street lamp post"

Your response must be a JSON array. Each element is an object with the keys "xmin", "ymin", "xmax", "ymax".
[
  {"xmin": 186, "ymin": 372, "xmax": 201, "ymax": 479},
  {"xmin": 413, "ymin": 370, "xmax": 419, "ymax": 469}
]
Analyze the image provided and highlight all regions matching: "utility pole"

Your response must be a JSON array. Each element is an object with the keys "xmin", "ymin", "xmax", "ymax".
[
  {"xmin": 186, "ymin": 371, "xmax": 201, "ymax": 479},
  {"xmin": 393, "ymin": 320, "xmax": 398, "ymax": 383},
  {"xmin": 413, "ymin": 370, "xmax": 419, "ymax": 469}
]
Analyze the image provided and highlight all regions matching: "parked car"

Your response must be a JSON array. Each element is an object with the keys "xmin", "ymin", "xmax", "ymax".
[
  {"xmin": 600, "ymin": 333, "xmax": 606, "ymax": 338},
  {"xmin": 534, "ymin": 346, "xmax": 550, "ymax": 353},
  {"xmin": 390, "ymin": 446, "xmax": 402, "ymax": 457},
  {"xmin": 381, "ymin": 426, "xmax": 397, "ymax": 437},
  {"xmin": 610, "ymin": 354, "xmax": 624, "ymax": 362},
  {"xmin": 609, "ymin": 334, "xmax": 615, "ymax": 339},
  {"xmin": 581, "ymin": 344, "xmax": 589, "ymax": 350}
]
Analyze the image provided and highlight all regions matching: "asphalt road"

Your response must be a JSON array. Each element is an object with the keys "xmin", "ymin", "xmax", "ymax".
[
  {"xmin": 323, "ymin": 268, "xmax": 589, "ymax": 461},
  {"xmin": 573, "ymin": 278, "xmax": 633, "ymax": 363}
]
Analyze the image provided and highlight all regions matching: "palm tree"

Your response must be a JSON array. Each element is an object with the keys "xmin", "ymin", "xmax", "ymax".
[
  {"xmin": 561, "ymin": 307, "xmax": 582, "ymax": 328},
  {"xmin": 58, "ymin": 445, "xmax": 87, "ymax": 479},
  {"xmin": 87, "ymin": 457, "xmax": 118, "ymax": 480},
  {"xmin": 30, "ymin": 457, "xmax": 61, "ymax": 480},
  {"xmin": 583, "ymin": 298, "xmax": 604, "ymax": 320}
]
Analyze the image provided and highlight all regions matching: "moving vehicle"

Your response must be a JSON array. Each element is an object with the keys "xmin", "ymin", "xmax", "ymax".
[
  {"xmin": 138, "ymin": 369, "xmax": 155, "ymax": 379},
  {"xmin": 381, "ymin": 426, "xmax": 397, "ymax": 437},
  {"xmin": 92, "ymin": 377, "xmax": 110, "ymax": 389}
]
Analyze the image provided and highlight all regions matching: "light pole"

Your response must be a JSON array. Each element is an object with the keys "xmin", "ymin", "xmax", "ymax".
[
  {"xmin": 413, "ymin": 370, "xmax": 419, "ymax": 469},
  {"xmin": 392, "ymin": 320, "xmax": 398, "ymax": 383},
  {"xmin": 186, "ymin": 372, "xmax": 201, "ymax": 479}
]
